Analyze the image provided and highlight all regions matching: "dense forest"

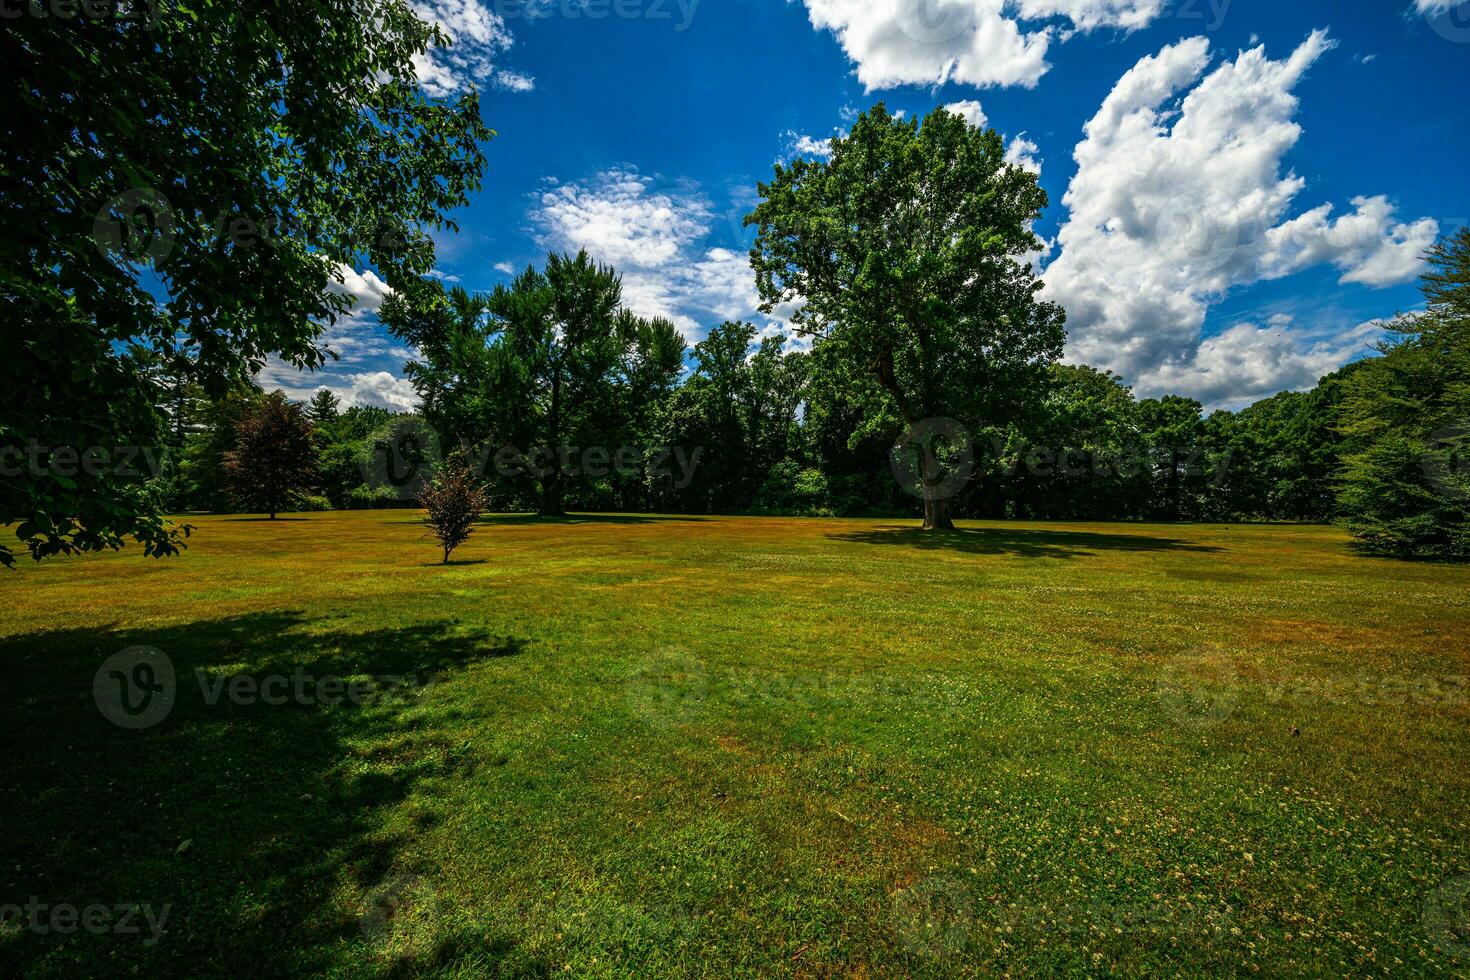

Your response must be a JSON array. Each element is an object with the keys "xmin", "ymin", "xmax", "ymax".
[{"xmin": 157, "ymin": 225, "xmax": 1470, "ymax": 560}]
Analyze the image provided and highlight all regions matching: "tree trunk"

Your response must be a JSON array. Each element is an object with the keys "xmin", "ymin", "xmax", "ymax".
[
  {"xmin": 542, "ymin": 361, "xmax": 565, "ymax": 516},
  {"xmin": 921, "ymin": 449, "xmax": 955, "ymax": 530},
  {"xmin": 923, "ymin": 495, "xmax": 955, "ymax": 531}
]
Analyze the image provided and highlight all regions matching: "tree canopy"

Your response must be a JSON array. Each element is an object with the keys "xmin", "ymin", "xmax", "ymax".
[
  {"xmin": 746, "ymin": 104, "xmax": 1065, "ymax": 528},
  {"xmin": 2, "ymin": 0, "xmax": 491, "ymax": 565}
]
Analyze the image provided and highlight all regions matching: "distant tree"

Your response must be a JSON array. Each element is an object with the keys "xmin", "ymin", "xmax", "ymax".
[
  {"xmin": 1009, "ymin": 365, "xmax": 1146, "ymax": 520},
  {"xmin": 224, "ymin": 392, "xmax": 317, "ymax": 519},
  {"xmin": 1337, "ymin": 228, "xmax": 1470, "ymax": 558},
  {"xmin": 176, "ymin": 381, "xmax": 264, "ymax": 513},
  {"xmin": 420, "ymin": 453, "xmax": 489, "ymax": 564},
  {"xmin": 2, "ymin": 1, "xmax": 490, "ymax": 567},
  {"xmin": 307, "ymin": 390, "xmax": 342, "ymax": 429},
  {"xmin": 1137, "ymin": 396, "xmax": 1208, "ymax": 522},
  {"xmin": 383, "ymin": 285, "xmax": 496, "ymax": 451},
  {"xmin": 747, "ymin": 104, "xmax": 1065, "ymax": 529}
]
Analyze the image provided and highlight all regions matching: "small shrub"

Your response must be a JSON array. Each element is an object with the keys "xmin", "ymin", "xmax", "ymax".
[
  {"xmin": 420, "ymin": 454, "xmax": 489, "ymax": 564},
  {"xmin": 289, "ymin": 493, "xmax": 333, "ymax": 513},
  {"xmin": 347, "ymin": 485, "xmax": 400, "ymax": 510}
]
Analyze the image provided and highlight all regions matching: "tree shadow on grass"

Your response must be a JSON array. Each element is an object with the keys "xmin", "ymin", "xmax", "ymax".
[
  {"xmin": 223, "ymin": 516, "xmax": 315, "ymax": 522},
  {"xmin": 0, "ymin": 612, "xmax": 547, "ymax": 978},
  {"xmin": 472, "ymin": 513, "xmax": 712, "ymax": 527},
  {"xmin": 828, "ymin": 524, "xmax": 1224, "ymax": 559}
]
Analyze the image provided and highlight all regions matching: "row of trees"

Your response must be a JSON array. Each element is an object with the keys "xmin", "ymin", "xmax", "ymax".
[{"xmin": 164, "ymin": 223, "xmax": 1466, "ymax": 564}]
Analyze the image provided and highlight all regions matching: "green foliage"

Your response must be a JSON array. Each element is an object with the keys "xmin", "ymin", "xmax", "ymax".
[
  {"xmin": 386, "ymin": 255, "xmax": 691, "ymax": 514},
  {"xmin": 2, "ymin": 0, "xmax": 490, "ymax": 565},
  {"xmin": 419, "ymin": 452, "xmax": 489, "ymax": 563},
  {"xmin": 223, "ymin": 392, "xmax": 318, "ymax": 519},
  {"xmin": 1336, "ymin": 228, "xmax": 1470, "ymax": 559},
  {"xmin": 747, "ymin": 103, "xmax": 1066, "ymax": 529}
]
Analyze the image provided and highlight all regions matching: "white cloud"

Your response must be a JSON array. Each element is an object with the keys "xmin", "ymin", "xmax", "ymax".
[
  {"xmin": 329, "ymin": 265, "xmax": 394, "ymax": 315},
  {"xmin": 532, "ymin": 168, "xmax": 792, "ymax": 340},
  {"xmin": 1143, "ymin": 317, "xmax": 1385, "ymax": 410},
  {"xmin": 1415, "ymin": 0, "xmax": 1465, "ymax": 13},
  {"xmin": 943, "ymin": 99, "xmax": 988, "ymax": 128},
  {"xmin": 493, "ymin": 261, "xmax": 517, "ymax": 275},
  {"xmin": 534, "ymin": 168, "xmax": 712, "ymax": 273},
  {"xmin": 782, "ymin": 130, "xmax": 837, "ymax": 160},
  {"xmin": 1014, "ymin": 0, "xmax": 1165, "ymax": 30},
  {"xmin": 1040, "ymin": 31, "xmax": 1436, "ymax": 404},
  {"xmin": 411, "ymin": 0, "xmax": 533, "ymax": 96},
  {"xmin": 1260, "ymin": 196, "xmax": 1439, "ymax": 287},
  {"xmin": 257, "ymin": 362, "xmax": 421, "ymax": 412},
  {"xmin": 798, "ymin": 0, "xmax": 1163, "ymax": 92},
  {"xmin": 1004, "ymin": 133, "xmax": 1042, "ymax": 176}
]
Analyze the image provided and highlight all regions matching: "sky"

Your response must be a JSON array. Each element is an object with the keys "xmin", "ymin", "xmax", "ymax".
[{"xmin": 261, "ymin": 0, "xmax": 1470, "ymax": 413}]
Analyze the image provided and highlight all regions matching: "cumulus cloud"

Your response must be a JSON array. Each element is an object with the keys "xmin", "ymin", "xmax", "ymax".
[
  {"xmin": 1004, "ymin": 133, "xmax": 1042, "ymax": 176},
  {"xmin": 943, "ymin": 99, "xmax": 988, "ymax": 128},
  {"xmin": 412, "ymin": 0, "xmax": 534, "ymax": 96},
  {"xmin": 1143, "ymin": 317, "xmax": 1385, "ymax": 410},
  {"xmin": 534, "ymin": 168, "xmax": 712, "ymax": 274},
  {"xmin": 329, "ymin": 265, "xmax": 393, "ymax": 315},
  {"xmin": 782, "ymin": 130, "xmax": 837, "ymax": 160},
  {"xmin": 798, "ymin": 0, "xmax": 1163, "ymax": 92},
  {"xmin": 532, "ymin": 168, "xmax": 792, "ymax": 340},
  {"xmin": 1040, "ymin": 31, "xmax": 1436, "ymax": 405},
  {"xmin": 256, "ymin": 360, "xmax": 421, "ymax": 412},
  {"xmin": 1260, "ymin": 196, "xmax": 1440, "ymax": 287}
]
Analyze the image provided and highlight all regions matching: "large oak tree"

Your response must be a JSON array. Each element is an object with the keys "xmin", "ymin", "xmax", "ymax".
[{"xmin": 747, "ymin": 104, "xmax": 1065, "ymax": 529}]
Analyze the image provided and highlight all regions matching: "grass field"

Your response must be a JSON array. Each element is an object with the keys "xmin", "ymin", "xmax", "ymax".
[{"xmin": 3, "ymin": 511, "xmax": 1470, "ymax": 976}]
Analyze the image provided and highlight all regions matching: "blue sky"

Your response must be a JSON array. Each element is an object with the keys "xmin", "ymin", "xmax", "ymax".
[{"xmin": 265, "ymin": 0, "xmax": 1470, "ymax": 412}]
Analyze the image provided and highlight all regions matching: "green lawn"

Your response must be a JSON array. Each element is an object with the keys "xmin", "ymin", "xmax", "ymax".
[{"xmin": 3, "ymin": 511, "xmax": 1469, "ymax": 976}]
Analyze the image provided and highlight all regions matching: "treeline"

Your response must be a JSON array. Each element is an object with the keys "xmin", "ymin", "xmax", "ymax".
[{"xmin": 162, "ymin": 228, "xmax": 1469, "ymax": 560}]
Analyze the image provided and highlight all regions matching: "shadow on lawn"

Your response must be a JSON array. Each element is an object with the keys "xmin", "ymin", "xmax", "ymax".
[
  {"xmin": 830, "ymin": 524, "xmax": 1224, "ymax": 559},
  {"xmin": 0, "ymin": 612, "xmax": 546, "ymax": 978},
  {"xmin": 474, "ymin": 513, "xmax": 712, "ymax": 526}
]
